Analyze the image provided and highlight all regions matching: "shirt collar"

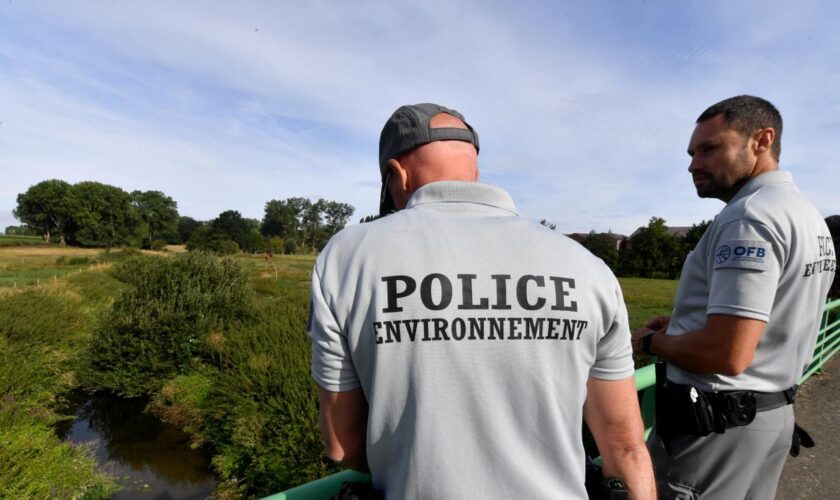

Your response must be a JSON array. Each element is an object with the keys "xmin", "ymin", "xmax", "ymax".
[
  {"xmin": 405, "ymin": 181, "xmax": 519, "ymax": 215},
  {"xmin": 728, "ymin": 170, "xmax": 793, "ymax": 205}
]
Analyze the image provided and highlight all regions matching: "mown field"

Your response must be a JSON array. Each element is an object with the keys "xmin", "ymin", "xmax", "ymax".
[{"xmin": 0, "ymin": 245, "xmax": 676, "ymax": 498}]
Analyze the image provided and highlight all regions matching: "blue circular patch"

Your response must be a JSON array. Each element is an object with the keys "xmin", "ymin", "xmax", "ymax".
[{"xmin": 715, "ymin": 245, "xmax": 732, "ymax": 264}]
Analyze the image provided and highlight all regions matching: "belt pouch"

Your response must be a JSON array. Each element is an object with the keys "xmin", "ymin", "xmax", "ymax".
[{"xmin": 657, "ymin": 380, "xmax": 716, "ymax": 437}]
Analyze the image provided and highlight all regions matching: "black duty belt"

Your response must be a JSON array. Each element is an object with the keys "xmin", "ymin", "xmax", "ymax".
[{"xmin": 750, "ymin": 386, "xmax": 798, "ymax": 412}]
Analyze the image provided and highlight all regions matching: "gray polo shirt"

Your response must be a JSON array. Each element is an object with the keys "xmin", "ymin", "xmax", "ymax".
[
  {"xmin": 309, "ymin": 181, "xmax": 634, "ymax": 499},
  {"xmin": 667, "ymin": 170, "xmax": 836, "ymax": 392}
]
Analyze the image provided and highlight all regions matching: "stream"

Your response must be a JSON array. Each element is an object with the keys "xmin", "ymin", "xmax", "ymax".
[{"xmin": 56, "ymin": 391, "xmax": 217, "ymax": 499}]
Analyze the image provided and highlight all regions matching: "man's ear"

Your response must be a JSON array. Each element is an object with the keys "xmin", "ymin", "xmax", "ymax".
[
  {"xmin": 753, "ymin": 127, "xmax": 775, "ymax": 155},
  {"xmin": 388, "ymin": 158, "xmax": 409, "ymax": 193}
]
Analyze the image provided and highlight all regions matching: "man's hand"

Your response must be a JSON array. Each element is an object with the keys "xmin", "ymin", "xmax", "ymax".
[
  {"xmin": 631, "ymin": 315, "xmax": 669, "ymax": 354},
  {"xmin": 643, "ymin": 315, "xmax": 670, "ymax": 332}
]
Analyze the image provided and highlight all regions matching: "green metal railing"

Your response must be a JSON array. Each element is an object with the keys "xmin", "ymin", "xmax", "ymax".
[{"xmin": 267, "ymin": 298, "xmax": 840, "ymax": 500}]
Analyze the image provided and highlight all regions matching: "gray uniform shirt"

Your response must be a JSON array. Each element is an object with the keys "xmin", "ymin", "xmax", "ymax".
[
  {"xmin": 667, "ymin": 171, "xmax": 836, "ymax": 392},
  {"xmin": 309, "ymin": 181, "xmax": 634, "ymax": 499}
]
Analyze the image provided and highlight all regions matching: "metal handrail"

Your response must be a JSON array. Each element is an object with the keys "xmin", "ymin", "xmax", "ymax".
[{"xmin": 267, "ymin": 297, "xmax": 840, "ymax": 500}]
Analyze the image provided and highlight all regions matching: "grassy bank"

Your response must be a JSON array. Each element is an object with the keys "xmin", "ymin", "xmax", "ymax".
[{"xmin": 0, "ymin": 248, "xmax": 125, "ymax": 497}]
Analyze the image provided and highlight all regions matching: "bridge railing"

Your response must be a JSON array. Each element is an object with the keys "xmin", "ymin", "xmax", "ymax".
[{"xmin": 266, "ymin": 297, "xmax": 840, "ymax": 500}]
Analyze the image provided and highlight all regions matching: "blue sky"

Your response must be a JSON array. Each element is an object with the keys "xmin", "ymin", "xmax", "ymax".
[{"xmin": 2, "ymin": 1, "xmax": 839, "ymax": 236}]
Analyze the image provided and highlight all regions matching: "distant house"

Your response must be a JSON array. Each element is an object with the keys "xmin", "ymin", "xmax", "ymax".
[{"xmin": 565, "ymin": 232, "xmax": 627, "ymax": 251}]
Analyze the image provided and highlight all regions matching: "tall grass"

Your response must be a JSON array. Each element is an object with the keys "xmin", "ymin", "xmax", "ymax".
[{"xmin": 0, "ymin": 279, "xmax": 119, "ymax": 497}]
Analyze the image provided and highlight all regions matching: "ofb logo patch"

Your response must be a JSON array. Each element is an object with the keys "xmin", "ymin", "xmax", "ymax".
[{"xmin": 715, "ymin": 245, "xmax": 732, "ymax": 264}]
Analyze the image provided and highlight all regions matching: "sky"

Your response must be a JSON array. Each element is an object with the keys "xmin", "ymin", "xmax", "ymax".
[{"xmin": 2, "ymin": 1, "xmax": 839, "ymax": 236}]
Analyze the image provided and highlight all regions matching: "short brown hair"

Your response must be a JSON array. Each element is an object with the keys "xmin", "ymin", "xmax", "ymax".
[{"xmin": 697, "ymin": 95, "xmax": 783, "ymax": 160}]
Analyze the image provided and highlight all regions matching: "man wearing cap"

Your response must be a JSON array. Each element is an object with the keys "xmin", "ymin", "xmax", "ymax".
[
  {"xmin": 309, "ymin": 103, "xmax": 656, "ymax": 499},
  {"xmin": 631, "ymin": 95, "xmax": 836, "ymax": 499}
]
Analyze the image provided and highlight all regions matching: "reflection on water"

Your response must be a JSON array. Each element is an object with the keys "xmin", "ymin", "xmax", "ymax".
[{"xmin": 56, "ymin": 391, "xmax": 216, "ymax": 499}]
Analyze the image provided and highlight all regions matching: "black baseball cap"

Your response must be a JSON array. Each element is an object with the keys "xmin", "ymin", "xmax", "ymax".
[{"xmin": 378, "ymin": 103, "xmax": 479, "ymax": 216}]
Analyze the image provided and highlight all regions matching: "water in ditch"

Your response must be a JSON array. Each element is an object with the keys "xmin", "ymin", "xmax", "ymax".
[{"xmin": 56, "ymin": 391, "xmax": 216, "ymax": 499}]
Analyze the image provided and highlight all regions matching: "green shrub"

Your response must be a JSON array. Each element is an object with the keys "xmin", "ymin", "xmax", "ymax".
[
  {"xmin": 81, "ymin": 252, "xmax": 253, "ymax": 396},
  {"xmin": 218, "ymin": 240, "xmax": 240, "ymax": 255}
]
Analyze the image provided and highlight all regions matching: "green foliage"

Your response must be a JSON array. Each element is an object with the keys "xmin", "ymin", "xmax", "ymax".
[
  {"xmin": 131, "ymin": 190, "xmax": 179, "ymax": 249},
  {"xmin": 581, "ymin": 231, "xmax": 620, "ymax": 271},
  {"xmin": 82, "ymin": 252, "xmax": 253, "ymax": 396},
  {"xmin": 198, "ymin": 272, "xmax": 335, "ymax": 495},
  {"xmin": 261, "ymin": 198, "xmax": 354, "ymax": 252},
  {"xmin": 0, "ymin": 235, "xmax": 50, "ymax": 247},
  {"xmin": 0, "ymin": 274, "xmax": 118, "ymax": 497},
  {"xmin": 682, "ymin": 220, "xmax": 711, "ymax": 251},
  {"xmin": 4, "ymin": 225, "xmax": 40, "ymax": 236},
  {"xmin": 0, "ymin": 409, "xmax": 116, "ymax": 499},
  {"xmin": 619, "ymin": 217, "xmax": 683, "ymax": 279},
  {"xmin": 211, "ymin": 210, "xmax": 252, "ymax": 250},
  {"xmin": 177, "ymin": 216, "xmax": 204, "ymax": 244},
  {"xmin": 14, "ymin": 179, "xmax": 183, "ymax": 249},
  {"xmin": 13, "ymin": 179, "xmax": 73, "ymax": 242},
  {"xmin": 66, "ymin": 181, "xmax": 139, "ymax": 248}
]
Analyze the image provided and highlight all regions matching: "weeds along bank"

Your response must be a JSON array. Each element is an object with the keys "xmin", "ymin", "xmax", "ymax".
[
  {"xmin": 1, "ymin": 247, "xmax": 335, "ymax": 498},
  {"xmin": 0, "ymin": 250, "xmax": 128, "ymax": 498}
]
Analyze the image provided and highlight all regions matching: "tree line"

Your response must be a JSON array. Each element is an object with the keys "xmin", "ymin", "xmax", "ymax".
[
  {"xmin": 11, "ymin": 179, "xmax": 354, "ymax": 253},
  {"xmin": 559, "ymin": 217, "xmax": 711, "ymax": 280}
]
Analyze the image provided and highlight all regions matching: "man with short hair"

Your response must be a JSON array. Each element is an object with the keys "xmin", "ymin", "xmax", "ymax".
[
  {"xmin": 309, "ymin": 103, "xmax": 656, "ymax": 498},
  {"xmin": 632, "ymin": 95, "xmax": 836, "ymax": 499}
]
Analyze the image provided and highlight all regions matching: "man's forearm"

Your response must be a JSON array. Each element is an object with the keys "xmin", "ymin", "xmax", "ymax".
[
  {"xmin": 648, "ymin": 328, "xmax": 732, "ymax": 374},
  {"xmin": 585, "ymin": 377, "xmax": 656, "ymax": 499},
  {"xmin": 645, "ymin": 315, "xmax": 764, "ymax": 376}
]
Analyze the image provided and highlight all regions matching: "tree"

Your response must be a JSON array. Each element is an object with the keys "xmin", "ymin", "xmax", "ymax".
[
  {"xmin": 13, "ymin": 179, "xmax": 73, "ymax": 243},
  {"xmin": 540, "ymin": 219, "xmax": 557, "ymax": 231},
  {"xmin": 619, "ymin": 217, "xmax": 682, "ymax": 278},
  {"xmin": 66, "ymin": 182, "xmax": 138, "ymax": 248},
  {"xmin": 261, "ymin": 197, "xmax": 309, "ymax": 239},
  {"xmin": 210, "ymin": 210, "xmax": 251, "ymax": 250},
  {"xmin": 581, "ymin": 231, "xmax": 619, "ymax": 271},
  {"xmin": 4, "ymin": 225, "xmax": 39, "ymax": 236},
  {"xmin": 131, "ymin": 190, "xmax": 179, "ymax": 249},
  {"xmin": 322, "ymin": 201, "xmax": 354, "ymax": 237},
  {"xmin": 359, "ymin": 214, "xmax": 380, "ymax": 224},
  {"xmin": 683, "ymin": 220, "xmax": 711, "ymax": 251},
  {"xmin": 177, "ymin": 216, "xmax": 203, "ymax": 243}
]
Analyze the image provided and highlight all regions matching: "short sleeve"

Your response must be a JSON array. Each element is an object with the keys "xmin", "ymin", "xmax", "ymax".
[
  {"xmin": 590, "ymin": 277, "xmax": 635, "ymax": 380},
  {"xmin": 308, "ymin": 261, "xmax": 361, "ymax": 392},
  {"xmin": 707, "ymin": 220, "xmax": 783, "ymax": 321}
]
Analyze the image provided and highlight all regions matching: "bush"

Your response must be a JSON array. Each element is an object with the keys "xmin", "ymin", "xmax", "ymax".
[
  {"xmin": 218, "ymin": 240, "xmax": 240, "ymax": 255},
  {"xmin": 81, "ymin": 252, "xmax": 253, "ymax": 396}
]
